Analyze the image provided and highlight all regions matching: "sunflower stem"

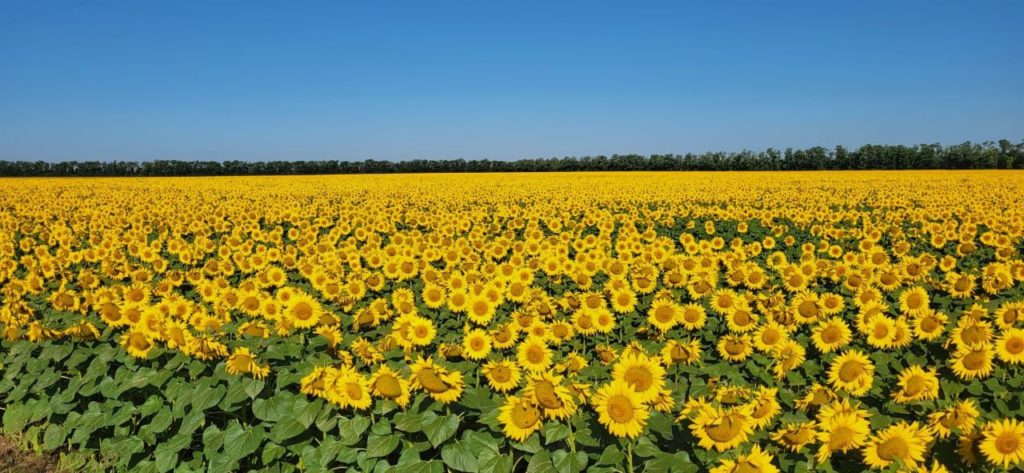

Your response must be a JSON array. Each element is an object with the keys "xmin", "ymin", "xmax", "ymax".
[
  {"xmin": 626, "ymin": 438, "xmax": 634, "ymax": 472},
  {"xmin": 567, "ymin": 420, "xmax": 576, "ymax": 453}
]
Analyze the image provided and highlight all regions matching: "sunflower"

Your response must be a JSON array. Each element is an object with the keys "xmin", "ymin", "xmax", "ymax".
[
  {"xmin": 753, "ymin": 321, "xmax": 788, "ymax": 353},
  {"xmin": 647, "ymin": 298, "xmax": 680, "ymax": 333},
  {"xmin": 862, "ymin": 421, "xmax": 932, "ymax": 470},
  {"xmin": 980, "ymin": 418, "xmax": 1024, "ymax": 469},
  {"xmin": 690, "ymin": 405, "xmax": 754, "ymax": 452},
  {"xmin": 815, "ymin": 411, "xmax": 870, "ymax": 462},
  {"xmin": 523, "ymin": 372, "xmax": 577, "ymax": 420},
  {"xmin": 490, "ymin": 323, "xmax": 519, "ymax": 350},
  {"xmin": 717, "ymin": 334, "xmax": 753, "ymax": 362},
  {"xmin": 369, "ymin": 365, "xmax": 411, "ymax": 408},
  {"xmin": 516, "ymin": 336, "xmax": 553, "ymax": 373},
  {"xmin": 120, "ymin": 329, "xmax": 155, "ymax": 359},
  {"xmin": 609, "ymin": 288, "xmax": 638, "ymax": 314},
  {"xmin": 928, "ymin": 399, "xmax": 979, "ymax": 439},
  {"xmin": 329, "ymin": 366, "xmax": 373, "ymax": 410},
  {"xmin": 898, "ymin": 286, "xmax": 930, "ymax": 316},
  {"xmin": 284, "ymin": 292, "xmax": 323, "ymax": 329},
  {"xmin": 300, "ymin": 366, "xmax": 333, "ymax": 398},
  {"xmin": 745, "ymin": 387, "xmax": 780, "ymax": 429},
  {"xmin": 770, "ymin": 340, "xmax": 805, "ymax": 380},
  {"xmin": 993, "ymin": 301, "xmax": 1023, "ymax": 330},
  {"xmin": 408, "ymin": 316, "xmax": 437, "ymax": 347},
  {"xmin": 914, "ymin": 309, "xmax": 948, "ymax": 341},
  {"xmin": 497, "ymin": 395, "xmax": 543, "ymax": 443},
  {"xmin": 679, "ymin": 303, "xmax": 707, "ymax": 330},
  {"xmin": 996, "ymin": 328, "xmax": 1024, "ymax": 364},
  {"xmin": 462, "ymin": 328, "xmax": 492, "ymax": 360},
  {"xmin": 593, "ymin": 307, "xmax": 616, "ymax": 333},
  {"xmin": 661, "ymin": 339, "xmax": 702, "ymax": 366},
  {"xmin": 226, "ymin": 347, "xmax": 269, "ymax": 379},
  {"xmin": 950, "ymin": 343, "xmax": 994, "ymax": 380},
  {"xmin": 481, "ymin": 359, "xmax": 521, "ymax": 392},
  {"xmin": 827, "ymin": 349, "xmax": 874, "ymax": 396},
  {"xmin": 467, "ymin": 295, "xmax": 496, "ymax": 326},
  {"xmin": 864, "ymin": 314, "xmax": 898, "ymax": 349},
  {"xmin": 891, "ymin": 365, "xmax": 939, "ymax": 403},
  {"xmin": 811, "ymin": 318, "xmax": 851, "ymax": 353},
  {"xmin": 593, "ymin": 379, "xmax": 649, "ymax": 439},
  {"xmin": 772, "ymin": 421, "xmax": 817, "ymax": 452},
  {"xmin": 611, "ymin": 353, "xmax": 666, "ymax": 403},
  {"xmin": 571, "ymin": 309, "xmax": 598, "ymax": 335},
  {"xmin": 709, "ymin": 444, "xmax": 779, "ymax": 473},
  {"xmin": 950, "ymin": 319, "xmax": 993, "ymax": 353},
  {"xmin": 409, "ymin": 357, "xmax": 463, "ymax": 404}
]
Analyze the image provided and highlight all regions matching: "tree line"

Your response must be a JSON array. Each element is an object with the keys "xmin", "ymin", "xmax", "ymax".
[{"xmin": 1, "ymin": 139, "xmax": 1022, "ymax": 177}]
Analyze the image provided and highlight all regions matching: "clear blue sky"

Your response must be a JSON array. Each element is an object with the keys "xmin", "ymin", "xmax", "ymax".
[{"xmin": 1, "ymin": 0, "xmax": 1022, "ymax": 162}]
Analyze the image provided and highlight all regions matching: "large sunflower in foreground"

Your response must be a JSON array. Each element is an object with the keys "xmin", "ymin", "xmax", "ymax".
[
  {"xmin": 827, "ymin": 349, "xmax": 874, "ymax": 396},
  {"xmin": 861, "ymin": 421, "xmax": 932, "ymax": 470},
  {"xmin": 497, "ymin": 395, "xmax": 543, "ymax": 443},
  {"xmin": 611, "ymin": 352, "xmax": 666, "ymax": 403},
  {"xmin": 592, "ymin": 379, "xmax": 649, "ymax": 439},
  {"xmin": 980, "ymin": 418, "xmax": 1024, "ymax": 469},
  {"xmin": 709, "ymin": 444, "xmax": 779, "ymax": 473},
  {"xmin": 690, "ymin": 405, "xmax": 754, "ymax": 452}
]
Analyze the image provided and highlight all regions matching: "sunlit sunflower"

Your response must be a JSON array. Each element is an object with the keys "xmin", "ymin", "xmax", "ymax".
[
  {"xmin": 647, "ymin": 298, "xmax": 680, "ymax": 333},
  {"xmin": 462, "ymin": 328, "xmax": 492, "ymax": 360},
  {"xmin": 690, "ymin": 405, "xmax": 754, "ymax": 452},
  {"xmin": 898, "ymin": 286, "xmax": 930, "ymax": 316},
  {"xmin": 928, "ymin": 399, "xmax": 979, "ymax": 439},
  {"xmin": 996, "ymin": 328, "xmax": 1024, "ymax": 364},
  {"xmin": 497, "ymin": 395, "xmax": 543, "ymax": 443},
  {"xmin": 891, "ymin": 365, "xmax": 939, "ymax": 403},
  {"xmin": 523, "ymin": 372, "xmax": 577, "ymax": 420},
  {"xmin": 611, "ymin": 352, "xmax": 666, "ymax": 403},
  {"xmin": 516, "ymin": 336, "xmax": 553, "ymax": 373},
  {"xmin": 369, "ymin": 365, "xmax": 411, "ymax": 408},
  {"xmin": 811, "ymin": 318, "xmax": 851, "ymax": 353},
  {"xmin": 718, "ymin": 334, "xmax": 754, "ymax": 362},
  {"xmin": 980, "ymin": 418, "xmax": 1024, "ymax": 469},
  {"xmin": 950, "ymin": 343, "xmax": 994, "ymax": 380},
  {"xmin": 120, "ymin": 329, "xmax": 155, "ymax": 359},
  {"xmin": 481, "ymin": 359, "xmax": 522, "ymax": 392},
  {"xmin": 772, "ymin": 421, "xmax": 817, "ymax": 453},
  {"xmin": 709, "ymin": 444, "xmax": 779, "ymax": 473},
  {"xmin": 661, "ymin": 339, "xmax": 702, "ymax": 366},
  {"xmin": 678, "ymin": 303, "xmax": 707, "ymax": 330},
  {"xmin": 409, "ymin": 357, "xmax": 463, "ymax": 404},
  {"xmin": 593, "ymin": 379, "xmax": 649, "ymax": 439},
  {"xmin": 862, "ymin": 421, "xmax": 932, "ymax": 470},
  {"xmin": 284, "ymin": 291, "xmax": 323, "ymax": 329},
  {"xmin": 815, "ymin": 411, "xmax": 870, "ymax": 462},
  {"xmin": 827, "ymin": 349, "xmax": 874, "ymax": 396}
]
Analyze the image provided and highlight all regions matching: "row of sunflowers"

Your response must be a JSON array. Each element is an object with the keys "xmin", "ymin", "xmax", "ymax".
[{"xmin": 1, "ymin": 171, "xmax": 1023, "ymax": 472}]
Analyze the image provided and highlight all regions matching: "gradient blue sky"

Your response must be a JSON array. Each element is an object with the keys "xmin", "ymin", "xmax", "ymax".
[{"xmin": 1, "ymin": 0, "xmax": 1022, "ymax": 162}]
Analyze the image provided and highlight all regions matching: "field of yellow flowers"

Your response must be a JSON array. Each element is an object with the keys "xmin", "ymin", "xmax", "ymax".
[{"xmin": 1, "ymin": 171, "xmax": 1024, "ymax": 472}]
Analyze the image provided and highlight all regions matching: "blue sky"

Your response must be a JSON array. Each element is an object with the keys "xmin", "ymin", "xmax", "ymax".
[{"xmin": 1, "ymin": 0, "xmax": 1021, "ymax": 162}]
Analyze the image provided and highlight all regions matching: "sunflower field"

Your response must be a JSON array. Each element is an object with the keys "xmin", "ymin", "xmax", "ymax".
[{"xmin": 1, "ymin": 171, "xmax": 1024, "ymax": 473}]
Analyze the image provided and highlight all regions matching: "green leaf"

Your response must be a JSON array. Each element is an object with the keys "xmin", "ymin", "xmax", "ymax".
[
  {"xmin": 292, "ymin": 397, "xmax": 322, "ymax": 429},
  {"xmin": 525, "ymin": 450, "xmax": 557, "ymax": 473},
  {"xmin": 645, "ymin": 452, "xmax": 697, "ymax": 473},
  {"xmin": 441, "ymin": 441, "xmax": 479, "ymax": 472},
  {"xmin": 551, "ymin": 450, "xmax": 588, "ymax": 473},
  {"xmin": 394, "ymin": 411, "xmax": 422, "ymax": 433},
  {"xmin": 365, "ymin": 433, "xmax": 401, "ymax": 458},
  {"xmin": 543, "ymin": 423, "xmax": 569, "ymax": 445},
  {"xmin": 145, "ymin": 407, "xmax": 174, "ymax": 436},
  {"xmin": 42, "ymin": 424, "xmax": 66, "ymax": 451},
  {"xmin": 595, "ymin": 445, "xmax": 624, "ymax": 466},
  {"xmin": 269, "ymin": 418, "xmax": 306, "ymax": 443},
  {"xmin": 338, "ymin": 415, "xmax": 371, "ymax": 446},
  {"xmin": 252, "ymin": 393, "xmax": 289, "ymax": 422},
  {"xmin": 422, "ymin": 412, "xmax": 459, "ymax": 448},
  {"xmin": 222, "ymin": 420, "xmax": 265, "ymax": 462},
  {"xmin": 262, "ymin": 442, "xmax": 287, "ymax": 465}
]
